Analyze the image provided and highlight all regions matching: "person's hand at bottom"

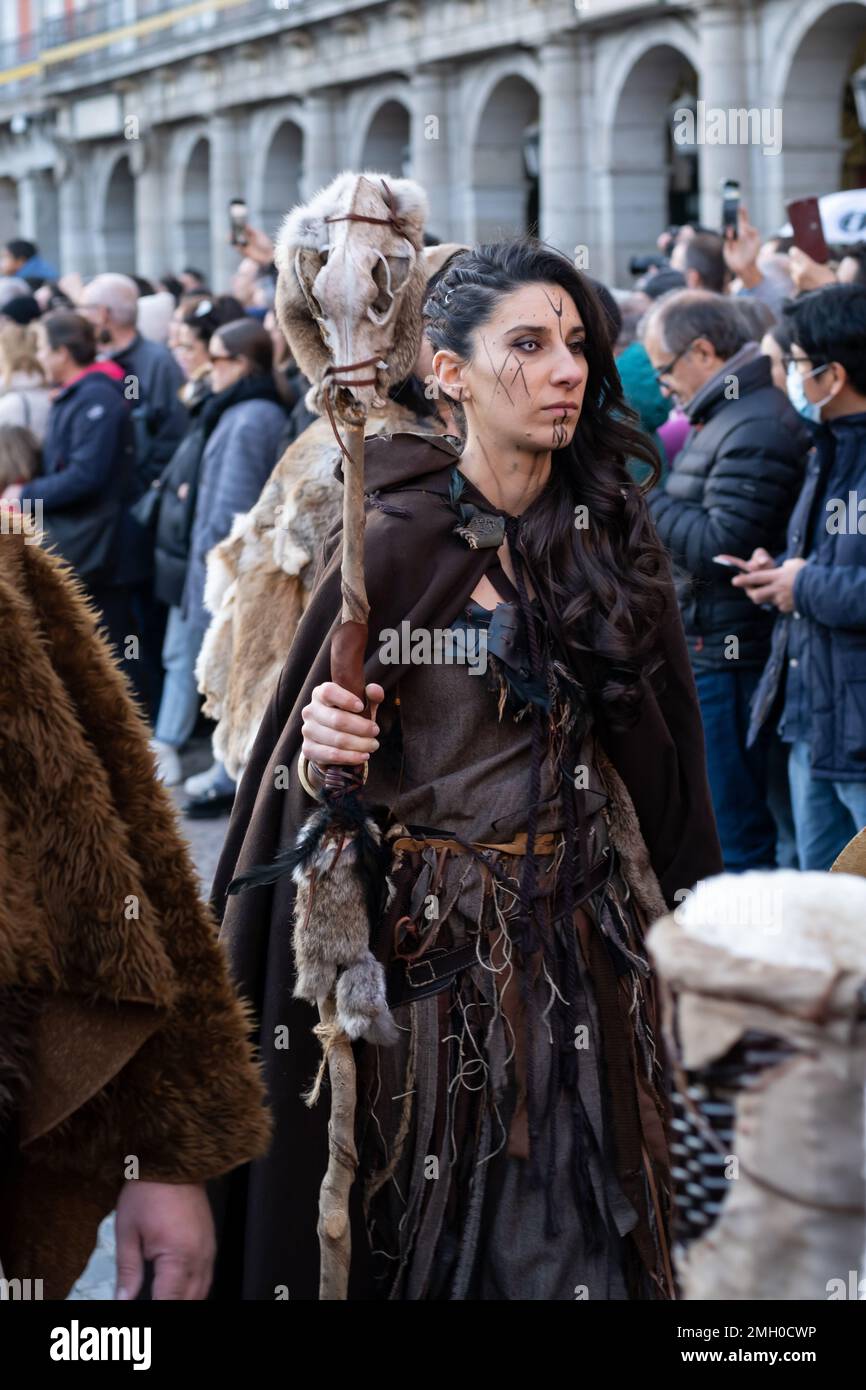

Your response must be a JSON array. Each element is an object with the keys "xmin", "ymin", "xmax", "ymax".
[{"xmin": 115, "ymin": 1180, "xmax": 216, "ymax": 1301}]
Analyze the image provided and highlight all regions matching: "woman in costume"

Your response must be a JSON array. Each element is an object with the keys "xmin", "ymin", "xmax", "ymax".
[{"xmin": 210, "ymin": 239, "xmax": 722, "ymax": 1301}]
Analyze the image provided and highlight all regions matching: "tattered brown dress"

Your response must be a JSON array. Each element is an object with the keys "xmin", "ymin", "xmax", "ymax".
[{"xmin": 356, "ymin": 569, "xmax": 674, "ymax": 1301}]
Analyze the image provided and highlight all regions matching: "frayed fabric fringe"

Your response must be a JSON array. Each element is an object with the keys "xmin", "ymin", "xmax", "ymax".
[{"xmin": 356, "ymin": 827, "xmax": 673, "ymax": 1301}]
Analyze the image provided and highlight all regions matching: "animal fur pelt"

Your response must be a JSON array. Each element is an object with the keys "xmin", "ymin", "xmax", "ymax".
[
  {"xmin": 196, "ymin": 404, "xmax": 449, "ymax": 781},
  {"xmin": 233, "ymin": 797, "xmax": 397, "ymax": 1046},
  {"xmin": 0, "ymin": 990, "xmax": 39, "ymax": 1135},
  {"xmin": 274, "ymin": 171, "xmax": 430, "ymax": 415},
  {"xmin": 0, "ymin": 531, "xmax": 271, "ymax": 1298}
]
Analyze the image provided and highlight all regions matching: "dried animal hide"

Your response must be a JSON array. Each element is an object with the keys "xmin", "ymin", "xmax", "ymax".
[
  {"xmin": 648, "ymin": 869, "xmax": 866, "ymax": 1300},
  {"xmin": 274, "ymin": 171, "xmax": 429, "ymax": 415},
  {"xmin": 232, "ymin": 794, "xmax": 398, "ymax": 1046},
  {"xmin": 291, "ymin": 808, "xmax": 398, "ymax": 1048},
  {"xmin": 196, "ymin": 406, "xmax": 447, "ymax": 781}
]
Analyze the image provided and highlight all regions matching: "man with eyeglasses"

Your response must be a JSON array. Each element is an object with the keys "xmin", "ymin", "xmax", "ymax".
[
  {"xmin": 642, "ymin": 289, "xmax": 810, "ymax": 871},
  {"xmin": 738, "ymin": 284, "xmax": 866, "ymax": 869}
]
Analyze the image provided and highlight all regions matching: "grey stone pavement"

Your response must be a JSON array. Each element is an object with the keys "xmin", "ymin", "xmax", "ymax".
[
  {"xmin": 69, "ymin": 737, "xmax": 234, "ymax": 1300},
  {"xmin": 170, "ymin": 736, "xmax": 235, "ymax": 894}
]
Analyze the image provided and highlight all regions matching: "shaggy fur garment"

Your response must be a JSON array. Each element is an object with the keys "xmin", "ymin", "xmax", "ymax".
[{"xmin": 0, "ymin": 531, "xmax": 271, "ymax": 1297}]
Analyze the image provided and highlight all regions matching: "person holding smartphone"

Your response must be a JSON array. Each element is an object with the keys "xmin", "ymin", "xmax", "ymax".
[
  {"xmin": 735, "ymin": 284, "xmax": 866, "ymax": 869},
  {"xmin": 643, "ymin": 289, "xmax": 810, "ymax": 870}
]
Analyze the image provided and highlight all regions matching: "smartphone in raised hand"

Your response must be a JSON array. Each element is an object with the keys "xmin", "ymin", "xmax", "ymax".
[
  {"xmin": 721, "ymin": 180, "xmax": 741, "ymax": 239},
  {"xmin": 712, "ymin": 553, "xmax": 750, "ymax": 573},
  {"xmin": 229, "ymin": 198, "xmax": 249, "ymax": 248},
  {"xmin": 786, "ymin": 196, "xmax": 830, "ymax": 265}
]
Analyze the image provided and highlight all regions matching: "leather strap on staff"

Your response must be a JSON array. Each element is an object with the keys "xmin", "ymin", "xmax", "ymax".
[
  {"xmin": 324, "ymin": 178, "xmax": 408, "ymax": 237},
  {"xmin": 322, "ymin": 615, "xmax": 370, "ymax": 798},
  {"xmin": 320, "ymin": 358, "xmax": 382, "ymax": 470}
]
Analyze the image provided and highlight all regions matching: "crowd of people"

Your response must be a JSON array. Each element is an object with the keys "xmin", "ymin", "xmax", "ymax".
[
  {"xmin": 612, "ymin": 206, "xmax": 866, "ymax": 873},
  {"xmin": 0, "ymin": 235, "xmax": 307, "ymax": 816},
  {"xmin": 0, "ymin": 203, "xmax": 864, "ymax": 867},
  {"xmin": 1, "ymin": 183, "xmax": 866, "ymax": 1307}
]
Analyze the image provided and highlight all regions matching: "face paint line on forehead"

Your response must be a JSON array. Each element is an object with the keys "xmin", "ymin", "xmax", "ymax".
[{"xmin": 541, "ymin": 288, "xmax": 566, "ymax": 341}]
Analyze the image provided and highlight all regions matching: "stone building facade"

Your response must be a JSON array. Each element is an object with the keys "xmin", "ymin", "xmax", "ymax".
[{"xmin": 0, "ymin": 0, "xmax": 864, "ymax": 289}]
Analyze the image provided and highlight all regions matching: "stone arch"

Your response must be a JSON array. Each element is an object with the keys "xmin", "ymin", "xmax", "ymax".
[
  {"xmin": 347, "ymin": 81, "xmax": 412, "ymax": 170},
  {"xmin": 27, "ymin": 173, "xmax": 60, "ymax": 273},
  {"xmin": 98, "ymin": 153, "xmax": 137, "ymax": 274},
  {"xmin": 247, "ymin": 105, "xmax": 306, "ymax": 234},
  {"xmin": 256, "ymin": 120, "xmax": 304, "ymax": 242},
  {"xmin": 471, "ymin": 74, "xmax": 540, "ymax": 241},
  {"xmin": 181, "ymin": 136, "xmax": 212, "ymax": 284},
  {"xmin": 356, "ymin": 98, "xmax": 412, "ymax": 178},
  {"xmin": 462, "ymin": 53, "xmax": 541, "ymax": 155},
  {"xmin": 769, "ymin": 1, "xmax": 866, "ymax": 207},
  {"xmin": 600, "ymin": 38, "xmax": 699, "ymax": 283}
]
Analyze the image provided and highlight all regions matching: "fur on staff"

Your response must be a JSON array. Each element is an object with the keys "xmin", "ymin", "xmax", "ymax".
[{"xmin": 229, "ymin": 794, "xmax": 398, "ymax": 1047}]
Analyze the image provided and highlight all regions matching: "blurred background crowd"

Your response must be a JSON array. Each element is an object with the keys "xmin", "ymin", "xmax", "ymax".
[{"xmin": 0, "ymin": 201, "xmax": 864, "ymax": 874}]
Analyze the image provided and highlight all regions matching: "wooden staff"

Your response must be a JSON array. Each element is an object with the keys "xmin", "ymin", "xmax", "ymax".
[{"xmin": 314, "ymin": 402, "xmax": 372, "ymax": 1300}]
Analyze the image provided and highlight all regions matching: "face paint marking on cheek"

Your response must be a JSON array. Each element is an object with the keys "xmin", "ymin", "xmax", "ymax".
[
  {"xmin": 508, "ymin": 357, "xmax": 532, "ymax": 399},
  {"xmin": 551, "ymin": 414, "xmax": 569, "ymax": 449},
  {"xmin": 480, "ymin": 333, "xmax": 515, "ymax": 405}
]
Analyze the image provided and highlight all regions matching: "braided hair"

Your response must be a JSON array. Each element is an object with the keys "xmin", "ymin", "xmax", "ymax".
[{"xmin": 423, "ymin": 238, "xmax": 671, "ymax": 731}]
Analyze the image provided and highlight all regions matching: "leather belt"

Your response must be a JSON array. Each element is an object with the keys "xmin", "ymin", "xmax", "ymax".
[
  {"xmin": 385, "ymin": 845, "xmax": 616, "ymax": 1007},
  {"xmin": 391, "ymin": 831, "xmax": 561, "ymax": 857},
  {"xmin": 387, "ymin": 941, "xmax": 488, "ymax": 1004}
]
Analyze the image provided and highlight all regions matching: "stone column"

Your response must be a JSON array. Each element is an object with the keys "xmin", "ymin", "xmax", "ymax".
[
  {"xmin": 56, "ymin": 145, "xmax": 94, "ymax": 277},
  {"xmin": 409, "ymin": 65, "xmax": 455, "ymax": 241},
  {"xmin": 301, "ymin": 91, "xmax": 340, "ymax": 200},
  {"xmin": 130, "ymin": 134, "xmax": 167, "ymax": 281},
  {"xmin": 17, "ymin": 172, "xmax": 40, "ymax": 241},
  {"xmin": 538, "ymin": 36, "xmax": 595, "ymax": 265},
  {"xmin": 208, "ymin": 110, "xmax": 247, "ymax": 292},
  {"xmin": 696, "ymin": 0, "xmax": 752, "ymax": 228}
]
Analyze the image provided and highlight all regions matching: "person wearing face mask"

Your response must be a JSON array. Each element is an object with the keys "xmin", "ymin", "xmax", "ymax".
[
  {"xmin": 739, "ymin": 284, "xmax": 866, "ymax": 869},
  {"xmin": 643, "ymin": 290, "xmax": 810, "ymax": 871}
]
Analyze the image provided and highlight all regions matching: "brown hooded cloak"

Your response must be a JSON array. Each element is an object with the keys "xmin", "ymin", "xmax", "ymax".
[{"xmin": 208, "ymin": 431, "xmax": 722, "ymax": 1300}]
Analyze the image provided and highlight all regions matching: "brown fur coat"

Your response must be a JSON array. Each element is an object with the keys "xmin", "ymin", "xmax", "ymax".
[
  {"xmin": 196, "ymin": 404, "xmax": 448, "ymax": 779},
  {"xmin": 0, "ymin": 532, "xmax": 271, "ymax": 1298}
]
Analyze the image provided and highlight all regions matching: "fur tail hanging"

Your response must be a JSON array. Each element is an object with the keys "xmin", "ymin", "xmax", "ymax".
[
  {"xmin": 290, "ymin": 803, "xmax": 398, "ymax": 1047},
  {"xmin": 231, "ymin": 797, "xmax": 397, "ymax": 1048}
]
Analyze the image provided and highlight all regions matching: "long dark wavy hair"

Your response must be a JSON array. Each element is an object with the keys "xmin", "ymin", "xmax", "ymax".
[{"xmin": 423, "ymin": 238, "xmax": 671, "ymax": 731}]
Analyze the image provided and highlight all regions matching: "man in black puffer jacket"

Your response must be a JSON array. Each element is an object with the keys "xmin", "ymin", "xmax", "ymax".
[{"xmin": 644, "ymin": 290, "xmax": 810, "ymax": 870}]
